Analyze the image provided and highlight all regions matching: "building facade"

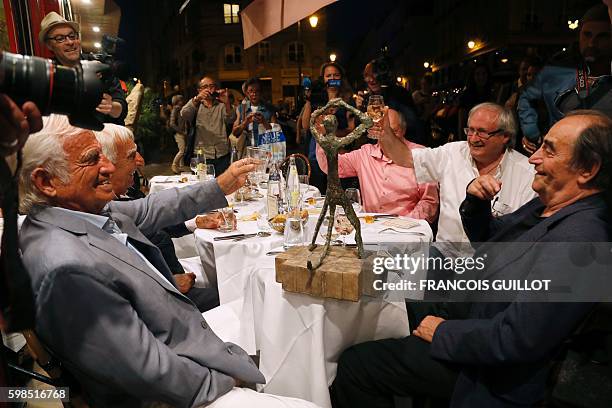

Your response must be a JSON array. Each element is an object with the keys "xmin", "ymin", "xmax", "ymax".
[{"xmin": 137, "ymin": 0, "xmax": 328, "ymax": 108}]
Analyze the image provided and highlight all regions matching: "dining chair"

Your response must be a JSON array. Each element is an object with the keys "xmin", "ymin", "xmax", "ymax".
[
  {"xmin": 280, "ymin": 153, "xmax": 311, "ymax": 180},
  {"xmin": 7, "ymin": 329, "xmax": 90, "ymax": 408}
]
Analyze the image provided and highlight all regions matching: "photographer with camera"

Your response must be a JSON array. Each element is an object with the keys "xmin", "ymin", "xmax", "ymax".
[
  {"xmin": 231, "ymin": 77, "xmax": 278, "ymax": 157},
  {"xmin": 181, "ymin": 76, "xmax": 236, "ymax": 175},
  {"xmin": 299, "ymin": 62, "xmax": 357, "ymax": 192},
  {"xmin": 1, "ymin": 94, "xmax": 42, "ymax": 340},
  {"xmin": 39, "ymin": 12, "xmax": 127, "ymax": 126}
]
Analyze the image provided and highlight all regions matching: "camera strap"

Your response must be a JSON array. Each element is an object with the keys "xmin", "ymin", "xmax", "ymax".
[
  {"xmin": 575, "ymin": 65, "xmax": 590, "ymax": 102},
  {"xmin": 0, "ymin": 154, "xmax": 35, "ymax": 332}
]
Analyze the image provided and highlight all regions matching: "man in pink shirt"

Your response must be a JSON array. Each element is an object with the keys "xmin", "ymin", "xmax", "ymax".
[{"xmin": 316, "ymin": 110, "xmax": 439, "ymax": 222}]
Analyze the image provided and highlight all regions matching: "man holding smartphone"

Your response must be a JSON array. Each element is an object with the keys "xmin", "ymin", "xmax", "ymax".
[
  {"xmin": 181, "ymin": 76, "xmax": 236, "ymax": 175},
  {"xmin": 232, "ymin": 77, "xmax": 277, "ymax": 157}
]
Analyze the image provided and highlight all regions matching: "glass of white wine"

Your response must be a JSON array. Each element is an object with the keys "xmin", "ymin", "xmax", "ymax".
[{"xmin": 366, "ymin": 95, "xmax": 385, "ymax": 139}]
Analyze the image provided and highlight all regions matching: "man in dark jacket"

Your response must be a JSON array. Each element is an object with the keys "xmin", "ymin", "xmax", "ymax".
[{"xmin": 330, "ymin": 110, "xmax": 612, "ymax": 407}]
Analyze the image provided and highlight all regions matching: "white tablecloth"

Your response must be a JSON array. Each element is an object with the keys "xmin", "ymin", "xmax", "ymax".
[
  {"xmin": 193, "ymin": 193, "xmax": 432, "ymax": 407},
  {"xmin": 240, "ymin": 263, "xmax": 411, "ymax": 408},
  {"xmin": 149, "ymin": 175, "xmax": 198, "ymax": 194},
  {"xmin": 195, "ymin": 206, "xmax": 432, "ymax": 305}
]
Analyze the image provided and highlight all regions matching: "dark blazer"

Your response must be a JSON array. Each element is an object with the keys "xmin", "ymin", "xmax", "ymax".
[
  {"xmin": 430, "ymin": 194, "xmax": 610, "ymax": 407},
  {"xmin": 20, "ymin": 182, "xmax": 265, "ymax": 408}
]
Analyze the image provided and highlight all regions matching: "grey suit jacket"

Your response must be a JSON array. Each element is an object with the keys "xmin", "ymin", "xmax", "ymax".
[{"xmin": 19, "ymin": 182, "xmax": 265, "ymax": 408}]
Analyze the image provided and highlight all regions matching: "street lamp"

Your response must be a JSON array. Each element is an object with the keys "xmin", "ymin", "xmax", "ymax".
[
  {"xmin": 568, "ymin": 19, "xmax": 579, "ymax": 30},
  {"xmin": 423, "ymin": 61, "xmax": 430, "ymax": 69},
  {"xmin": 329, "ymin": 53, "xmax": 337, "ymax": 62},
  {"xmin": 309, "ymin": 15, "xmax": 318, "ymax": 28},
  {"xmin": 467, "ymin": 40, "xmax": 476, "ymax": 49}
]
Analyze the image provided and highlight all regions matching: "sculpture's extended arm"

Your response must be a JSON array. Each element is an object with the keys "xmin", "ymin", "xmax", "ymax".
[{"xmin": 309, "ymin": 98, "xmax": 373, "ymax": 148}]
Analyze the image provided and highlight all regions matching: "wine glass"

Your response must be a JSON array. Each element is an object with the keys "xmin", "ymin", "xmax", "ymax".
[
  {"xmin": 189, "ymin": 158, "xmax": 199, "ymax": 175},
  {"xmin": 246, "ymin": 146, "xmax": 269, "ymax": 189},
  {"xmin": 205, "ymin": 164, "xmax": 215, "ymax": 181},
  {"xmin": 366, "ymin": 95, "xmax": 385, "ymax": 139},
  {"xmin": 298, "ymin": 175, "xmax": 310, "ymax": 202},
  {"xmin": 345, "ymin": 188, "xmax": 362, "ymax": 213},
  {"xmin": 334, "ymin": 208, "xmax": 354, "ymax": 247}
]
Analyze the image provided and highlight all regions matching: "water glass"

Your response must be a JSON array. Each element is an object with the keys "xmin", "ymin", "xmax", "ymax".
[
  {"xmin": 202, "ymin": 164, "xmax": 215, "ymax": 181},
  {"xmin": 346, "ymin": 188, "xmax": 362, "ymax": 213},
  {"xmin": 334, "ymin": 208, "xmax": 354, "ymax": 247},
  {"xmin": 247, "ymin": 146, "xmax": 269, "ymax": 187},
  {"xmin": 283, "ymin": 216, "xmax": 306, "ymax": 249},
  {"xmin": 217, "ymin": 207, "xmax": 237, "ymax": 232},
  {"xmin": 298, "ymin": 174, "xmax": 310, "ymax": 201},
  {"xmin": 189, "ymin": 158, "xmax": 200, "ymax": 174}
]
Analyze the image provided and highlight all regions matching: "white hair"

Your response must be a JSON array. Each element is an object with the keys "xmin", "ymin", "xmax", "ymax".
[
  {"xmin": 19, "ymin": 114, "xmax": 89, "ymax": 214},
  {"xmin": 468, "ymin": 102, "xmax": 518, "ymax": 148},
  {"xmin": 94, "ymin": 123, "xmax": 134, "ymax": 164}
]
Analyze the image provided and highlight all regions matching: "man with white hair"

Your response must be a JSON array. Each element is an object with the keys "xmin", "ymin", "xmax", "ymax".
[
  {"xmin": 374, "ymin": 102, "xmax": 536, "ymax": 251},
  {"xmin": 18, "ymin": 115, "xmax": 319, "ymax": 408},
  {"xmin": 94, "ymin": 123, "xmax": 221, "ymax": 311}
]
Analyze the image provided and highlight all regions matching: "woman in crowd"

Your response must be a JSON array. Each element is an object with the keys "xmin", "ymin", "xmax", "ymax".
[{"xmin": 300, "ymin": 62, "xmax": 356, "ymax": 193}]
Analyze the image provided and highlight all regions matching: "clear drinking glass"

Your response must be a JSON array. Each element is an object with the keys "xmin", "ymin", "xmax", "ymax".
[
  {"xmin": 189, "ymin": 158, "xmax": 199, "ymax": 174},
  {"xmin": 246, "ymin": 146, "xmax": 269, "ymax": 188},
  {"xmin": 283, "ymin": 216, "xmax": 306, "ymax": 249},
  {"xmin": 334, "ymin": 208, "xmax": 354, "ymax": 247},
  {"xmin": 217, "ymin": 207, "xmax": 237, "ymax": 232},
  {"xmin": 366, "ymin": 95, "xmax": 385, "ymax": 139},
  {"xmin": 298, "ymin": 175, "xmax": 310, "ymax": 201},
  {"xmin": 345, "ymin": 188, "xmax": 362, "ymax": 213},
  {"xmin": 205, "ymin": 164, "xmax": 215, "ymax": 180}
]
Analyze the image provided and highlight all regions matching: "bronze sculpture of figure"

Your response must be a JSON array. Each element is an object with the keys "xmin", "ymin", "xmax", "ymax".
[{"xmin": 307, "ymin": 98, "xmax": 373, "ymax": 271}]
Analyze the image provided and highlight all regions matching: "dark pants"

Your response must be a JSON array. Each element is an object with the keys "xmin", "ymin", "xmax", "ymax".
[
  {"xmin": 330, "ymin": 336, "xmax": 459, "ymax": 408},
  {"xmin": 208, "ymin": 153, "xmax": 231, "ymax": 177}
]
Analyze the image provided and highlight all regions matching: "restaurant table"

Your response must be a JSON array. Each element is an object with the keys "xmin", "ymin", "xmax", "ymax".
[
  {"xmin": 149, "ymin": 174, "xmax": 198, "ymax": 194},
  {"xmin": 148, "ymin": 180, "xmax": 430, "ymax": 407},
  {"xmin": 194, "ymin": 192, "xmax": 432, "ymax": 407}
]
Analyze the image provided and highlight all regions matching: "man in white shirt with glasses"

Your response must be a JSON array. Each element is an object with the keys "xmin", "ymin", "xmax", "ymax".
[{"xmin": 375, "ymin": 102, "xmax": 536, "ymax": 254}]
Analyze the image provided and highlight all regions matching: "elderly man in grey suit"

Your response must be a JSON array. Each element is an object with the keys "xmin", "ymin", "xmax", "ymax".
[{"xmin": 18, "ymin": 114, "xmax": 319, "ymax": 408}]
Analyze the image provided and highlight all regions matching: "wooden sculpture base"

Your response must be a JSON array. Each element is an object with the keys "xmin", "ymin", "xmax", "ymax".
[{"xmin": 275, "ymin": 245, "xmax": 377, "ymax": 302}]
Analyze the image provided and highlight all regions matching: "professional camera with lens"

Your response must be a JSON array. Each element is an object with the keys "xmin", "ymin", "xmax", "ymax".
[
  {"xmin": 0, "ymin": 51, "xmax": 107, "ymax": 130},
  {"xmin": 83, "ymin": 34, "xmax": 125, "ymax": 90},
  {"xmin": 302, "ymin": 76, "xmax": 327, "ymax": 108}
]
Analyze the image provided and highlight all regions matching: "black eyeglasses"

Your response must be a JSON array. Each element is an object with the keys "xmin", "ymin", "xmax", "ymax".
[
  {"xmin": 463, "ymin": 127, "xmax": 504, "ymax": 140},
  {"xmin": 47, "ymin": 32, "xmax": 79, "ymax": 43}
]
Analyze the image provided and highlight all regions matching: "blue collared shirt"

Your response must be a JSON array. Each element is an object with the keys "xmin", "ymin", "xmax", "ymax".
[{"xmin": 53, "ymin": 207, "xmax": 174, "ymax": 286}]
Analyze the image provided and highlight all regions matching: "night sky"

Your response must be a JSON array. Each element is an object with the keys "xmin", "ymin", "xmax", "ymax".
[{"xmin": 113, "ymin": 0, "xmax": 396, "ymax": 81}]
